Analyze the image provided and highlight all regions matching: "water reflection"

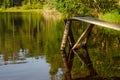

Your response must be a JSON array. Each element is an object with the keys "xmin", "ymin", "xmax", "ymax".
[
  {"xmin": 0, "ymin": 48, "xmax": 28, "ymax": 65},
  {"xmin": 18, "ymin": 48, "xmax": 28, "ymax": 60},
  {"xmin": 0, "ymin": 12, "xmax": 120, "ymax": 80},
  {"xmin": 61, "ymin": 50, "xmax": 120, "ymax": 80},
  {"xmin": 0, "ymin": 57, "xmax": 50, "ymax": 80},
  {"xmin": 0, "ymin": 12, "xmax": 64, "ymax": 80}
]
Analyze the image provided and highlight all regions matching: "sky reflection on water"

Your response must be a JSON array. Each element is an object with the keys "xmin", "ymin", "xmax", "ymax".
[{"xmin": 0, "ymin": 57, "xmax": 50, "ymax": 80}]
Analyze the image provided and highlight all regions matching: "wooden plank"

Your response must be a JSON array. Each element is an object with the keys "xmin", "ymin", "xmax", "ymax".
[
  {"xmin": 72, "ymin": 17, "xmax": 120, "ymax": 31},
  {"xmin": 72, "ymin": 24, "xmax": 94, "ymax": 49}
]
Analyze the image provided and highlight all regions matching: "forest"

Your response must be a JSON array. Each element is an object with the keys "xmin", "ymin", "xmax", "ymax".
[
  {"xmin": 0, "ymin": 0, "xmax": 45, "ymax": 9},
  {"xmin": 0, "ymin": 0, "xmax": 120, "ymax": 50},
  {"xmin": 0, "ymin": 0, "xmax": 120, "ymax": 17}
]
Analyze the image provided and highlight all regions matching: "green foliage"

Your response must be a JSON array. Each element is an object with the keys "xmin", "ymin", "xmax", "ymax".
[
  {"xmin": 22, "ymin": 3, "xmax": 43, "ymax": 9},
  {"xmin": 0, "ymin": 0, "xmax": 44, "ymax": 9},
  {"xmin": 100, "ymin": 10, "xmax": 120, "ymax": 24},
  {"xmin": 1, "ymin": 0, "xmax": 11, "ymax": 8},
  {"xmin": 49, "ymin": 0, "xmax": 119, "ymax": 17},
  {"xmin": 49, "ymin": 0, "xmax": 87, "ymax": 17},
  {"xmin": 99, "ymin": 10, "xmax": 120, "ymax": 35}
]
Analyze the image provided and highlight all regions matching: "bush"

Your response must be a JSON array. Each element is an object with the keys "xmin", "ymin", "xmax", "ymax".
[
  {"xmin": 99, "ymin": 10, "xmax": 120, "ymax": 35},
  {"xmin": 100, "ymin": 10, "xmax": 120, "ymax": 24},
  {"xmin": 22, "ymin": 3, "xmax": 43, "ymax": 10}
]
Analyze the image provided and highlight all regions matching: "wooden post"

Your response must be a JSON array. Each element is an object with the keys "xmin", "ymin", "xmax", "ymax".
[
  {"xmin": 67, "ymin": 22, "xmax": 75, "ymax": 72},
  {"xmin": 60, "ymin": 21, "xmax": 71, "ymax": 51},
  {"xmin": 61, "ymin": 50, "xmax": 72, "ymax": 80},
  {"xmin": 60, "ymin": 20, "xmax": 72, "ymax": 80}
]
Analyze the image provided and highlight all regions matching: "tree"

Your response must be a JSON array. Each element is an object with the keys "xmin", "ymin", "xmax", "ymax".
[
  {"xmin": 3, "ymin": 0, "xmax": 10, "ymax": 8},
  {"xmin": 49, "ymin": 0, "xmax": 119, "ymax": 17}
]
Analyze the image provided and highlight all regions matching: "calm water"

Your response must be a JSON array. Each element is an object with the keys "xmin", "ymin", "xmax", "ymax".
[
  {"xmin": 0, "ymin": 12, "xmax": 64, "ymax": 80},
  {"xmin": 0, "ymin": 12, "xmax": 120, "ymax": 80}
]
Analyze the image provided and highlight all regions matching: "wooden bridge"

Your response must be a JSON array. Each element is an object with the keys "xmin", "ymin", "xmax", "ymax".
[{"xmin": 60, "ymin": 17, "xmax": 120, "ymax": 80}]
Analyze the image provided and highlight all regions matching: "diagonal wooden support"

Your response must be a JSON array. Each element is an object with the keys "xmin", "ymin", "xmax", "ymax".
[
  {"xmin": 60, "ymin": 16, "xmax": 120, "ymax": 78},
  {"xmin": 71, "ymin": 23, "xmax": 97, "ymax": 76},
  {"xmin": 72, "ymin": 24, "xmax": 94, "ymax": 50}
]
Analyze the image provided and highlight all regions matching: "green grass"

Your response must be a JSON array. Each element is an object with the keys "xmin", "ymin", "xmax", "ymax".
[
  {"xmin": 0, "ymin": 3, "xmax": 44, "ymax": 13},
  {"xmin": 0, "ymin": 7, "xmax": 43, "ymax": 12}
]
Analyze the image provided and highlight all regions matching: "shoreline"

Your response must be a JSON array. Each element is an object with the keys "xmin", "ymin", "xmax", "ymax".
[
  {"xmin": 0, "ymin": 8, "xmax": 42, "ymax": 12},
  {"xmin": 0, "ymin": 7, "xmax": 61, "ymax": 19}
]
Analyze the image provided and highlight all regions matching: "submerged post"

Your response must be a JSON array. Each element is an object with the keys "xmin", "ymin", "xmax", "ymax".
[{"xmin": 60, "ymin": 20, "xmax": 73, "ymax": 80}]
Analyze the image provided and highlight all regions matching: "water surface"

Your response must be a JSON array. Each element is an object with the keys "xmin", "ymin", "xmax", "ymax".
[{"xmin": 0, "ymin": 12, "xmax": 120, "ymax": 80}]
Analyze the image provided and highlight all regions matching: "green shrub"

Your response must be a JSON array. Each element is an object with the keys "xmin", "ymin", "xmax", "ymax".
[
  {"xmin": 100, "ymin": 10, "xmax": 120, "ymax": 24},
  {"xmin": 99, "ymin": 10, "xmax": 120, "ymax": 35},
  {"xmin": 22, "ymin": 3, "xmax": 43, "ymax": 10}
]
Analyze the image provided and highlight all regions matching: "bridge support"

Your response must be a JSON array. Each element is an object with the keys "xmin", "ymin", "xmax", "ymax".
[
  {"xmin": 60, "ymin": 16, "xmax": 120, "ymax": 79},
  {"xmin": 60, "ymin": 20, "xmax": 97, "ymax": 79}
]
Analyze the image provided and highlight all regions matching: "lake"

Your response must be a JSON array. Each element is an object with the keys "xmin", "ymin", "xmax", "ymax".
[{"xmin": 0, "ymin": 12, "xmax": 120, "ymax": 80}]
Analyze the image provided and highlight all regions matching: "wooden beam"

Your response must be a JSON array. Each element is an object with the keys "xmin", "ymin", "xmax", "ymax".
[
  {"xmin": 72, "ymin": 24, "xmax": 94, "ymax": 49},
  {"xmin": 71, "ymin": 17, "xmax": 120, "ymax": 31}
]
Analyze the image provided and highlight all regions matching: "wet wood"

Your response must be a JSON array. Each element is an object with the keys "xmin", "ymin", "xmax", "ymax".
[
  {"xmin": 73, "ymin": 49, "xmax": 97, "ymax": 76},
  {"xmin": 72, "ymin": 17, "xmax": 120, "ymax": 31},
  {"xmin": 72, "ymin": 29, "xmax": 97, "ymax": 76},
  {"xmin": 72, "ymin": 24, "xmax": 94, "ymax": 49},
  {"xmin": 60, "ymin": 21, "xmax": 71, "ymax": 51},
  {"xmin": 60, "ymin": 16, "xmax": 120, "ymax": 78},
  {"xmin": 67, "ymin": 24, "xmax": 75, "ymax": 71},
  {"xmin": 60, "ymin": 21, "xmax": 73, "ymax": 80},
  {"xmin": 61, "ymin": 50, "xmax": 72, "ymax": 80},
  {"xmin": 81, "ymin": 38, "xmax": 97, "ymax": 76}
]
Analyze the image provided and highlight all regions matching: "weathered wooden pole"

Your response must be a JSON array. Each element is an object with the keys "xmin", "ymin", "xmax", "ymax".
[
  {"xmin": 61, "ymin": 21, "xmax": 71, "ymax": 51},
  {"xmin": 60, "ymin": 20, "xmax": 72, "ymax": 80},
  {"xmin": 67, "ymin": 22, "xmax": 75, "ymax": 72},
  {"xmin": 61, "ymin": 50, "xmax": 72, "ymax": 80}
]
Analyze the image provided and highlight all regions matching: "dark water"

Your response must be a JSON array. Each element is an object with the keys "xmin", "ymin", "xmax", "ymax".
[{"xmin": 0, "ymin": 12, "xmax": 120, "ymax": 80}]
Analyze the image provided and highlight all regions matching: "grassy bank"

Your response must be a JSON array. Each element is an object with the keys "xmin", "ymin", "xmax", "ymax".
[
  {"xmin": 0, "ymin": 7, "xmax": 61, "ymax": 20},
  {"xmin": 0, "ymin": 7, "xmax": 42, "ymax": 12}
]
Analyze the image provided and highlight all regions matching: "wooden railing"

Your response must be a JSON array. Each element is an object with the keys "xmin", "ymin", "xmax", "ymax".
[{"xmin": 72, "ymin": 17, "xmax": 120, "ymax": 31}]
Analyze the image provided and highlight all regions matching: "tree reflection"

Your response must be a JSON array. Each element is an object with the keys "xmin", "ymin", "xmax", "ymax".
[
  {"xmin": 0, "ymin": 12, "xmax": 120, "ymax": 79},
  {"xmin": 0, "ymin": 12, "xmax": 46, "ymax": 64}
]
